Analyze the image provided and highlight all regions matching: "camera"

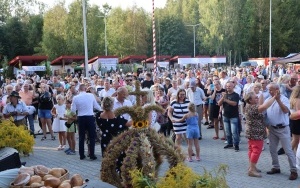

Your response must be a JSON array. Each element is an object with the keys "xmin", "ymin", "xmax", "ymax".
[{"xmin": 35, "ymin": 82, "xmax": 41, "ymax": 88}]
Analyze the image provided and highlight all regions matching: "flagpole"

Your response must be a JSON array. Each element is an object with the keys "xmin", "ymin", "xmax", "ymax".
[{"xmin": 152, "ymin": 0, "xmax": 157, "ymax": 76}]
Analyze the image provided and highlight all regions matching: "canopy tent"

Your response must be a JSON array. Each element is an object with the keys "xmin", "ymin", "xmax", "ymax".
[
  {"xmin": 50, "ymin": 55, "xmax": 85, "ymax": 66},
  {"xmin": 119, "ymin": 55, "xmax": 147, "ymax": 64},
  {"xmin": 143, "ymin": 55, "xmax": 171, "ymax": 63},
  {"xmin": 9, "ymin": 56, "xmax": 48, "ymax": 68},
  {"xmin": 88, "ymin": 55, "xmax": 118, "ymax": 64},
  {"xmin": 272, "ymin": 53, "xmax": 300, "ymax": 64}
]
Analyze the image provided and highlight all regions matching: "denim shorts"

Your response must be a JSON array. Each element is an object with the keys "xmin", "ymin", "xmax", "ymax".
[
  {"xmin": 186, "ymin": 128, "xmax": 200, "ymax": 139},
  {"xmin": 38, "ymin": 109, "xmax": 52, "ymax": 119}
]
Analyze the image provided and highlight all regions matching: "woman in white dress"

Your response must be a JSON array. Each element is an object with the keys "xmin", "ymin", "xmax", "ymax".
[{"xmin": 51, "ymin": 94, "xmax": 67, "ymax": 150}]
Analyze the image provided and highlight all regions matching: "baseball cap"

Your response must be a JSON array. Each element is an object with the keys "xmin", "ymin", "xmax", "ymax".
[{"xmin": 257, "ymin": 75, "xmax": 264, "ymax": 79}]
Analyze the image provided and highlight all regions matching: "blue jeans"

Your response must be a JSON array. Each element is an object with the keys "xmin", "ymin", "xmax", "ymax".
[
  {"xmin": 26, "ymin": 114, "xmax": 35, "ymax": 133},
  {"xmin": 223, "ymin": 116, "xmax": 240, "ymax": 146}
]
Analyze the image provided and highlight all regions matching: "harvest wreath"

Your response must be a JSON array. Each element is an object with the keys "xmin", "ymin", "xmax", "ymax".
[{"xmin": 100, "ymin": 80, "xmax": 185, "ymax": 187}]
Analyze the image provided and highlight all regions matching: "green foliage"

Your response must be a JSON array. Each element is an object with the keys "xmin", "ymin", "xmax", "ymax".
[
  {"xmin": 1, "ymin": 0, "xmax": 300, "ymax": 65},
  {"xmin": 130, "ymin": 163, "xmax": 229, "ymax": 188}
]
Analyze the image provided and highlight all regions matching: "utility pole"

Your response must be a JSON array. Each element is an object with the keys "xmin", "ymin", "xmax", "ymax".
[
  {"xmin": 82, "ymin": 0, "xmax": 89, "ymax": 76},
  {"xmin": 186, "ymin": 23, "xmax": 200, "ymax": 57}
]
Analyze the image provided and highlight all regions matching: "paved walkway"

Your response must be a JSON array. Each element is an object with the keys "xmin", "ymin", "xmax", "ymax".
[{"xmin": 21, "ymin": 122, "xmax": 300, "ymax": 188}]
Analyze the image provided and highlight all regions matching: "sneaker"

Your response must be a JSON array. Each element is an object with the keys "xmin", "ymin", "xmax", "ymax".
[
  {"xmin": 67, "ymin": 150, "xmax": 76, "ymax": 155},
  {"xmin": 204, "ymin": 122, "xmax": 209, "ymax": 125},
  {"xmin": 234, "ymin": 145, "xmax": 239, "ymax": 152},
  {"xmin": 224, "ymin": 144, "xmax": 233, "ymax": 149},
  {"xmin": 207, "ymin": 125, "xmax": 214, "ymax": 129},
  {"xmin": 224, "ymin": 141, "xmax": 228, "ymax": 144},
  {"xmin": 57, "ymin": 145, "xmax": 63, "ymax": 150},
  {"xmin": 64, "ymin": 148, "xmax": 71, "ymax": 153}
]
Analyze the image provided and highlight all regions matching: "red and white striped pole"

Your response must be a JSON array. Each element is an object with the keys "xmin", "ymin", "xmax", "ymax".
[{"xmin": 152, "ymin": 0, "xmax": 157, "ymax": 76}]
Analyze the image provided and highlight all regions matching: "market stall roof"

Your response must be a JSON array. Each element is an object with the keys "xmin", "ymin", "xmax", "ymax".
[
  {"xmin": 272, "ymin": 53, "xmax": 300, "ymax": 64},
  {"xmin": 169, "ymin": 55, "xmax": 191, "ymax": 63},
  {"xmin": 119, "ymin": 55, "xmax": 147, "ymax": 64},
  {"xmin": 88, "ymin": 56, "xmax": 118, "ymax": 64},
  {"xmin": 144, "ymin": 55, "xmax": 171, "ymax": 63},
  {"xmin": 51, "ymin": 55, "xmax": 85, "ymax": 65},
  {"xmin": 9, "ymin": 55, "xmax": 48, "ymax": 67}
]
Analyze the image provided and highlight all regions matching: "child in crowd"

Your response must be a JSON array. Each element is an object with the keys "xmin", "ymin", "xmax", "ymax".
[
  {"xmin": 60, "ymin": 100, "xmax": 77, "ymax": 155},
  {"xmin": 51, "ymin": 94, "xmax": 67, "ymax": 150},
  {"xmin": 173, "ymin": 102, "xmax": 200, "ymax": 162}
]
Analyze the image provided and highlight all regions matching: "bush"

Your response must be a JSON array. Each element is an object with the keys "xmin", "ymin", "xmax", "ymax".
[{"xmin": 0, "ymin": 119, "xmax": 35, "ymax": 154}]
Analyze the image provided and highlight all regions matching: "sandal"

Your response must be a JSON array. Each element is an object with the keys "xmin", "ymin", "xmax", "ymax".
[
  {"xmin": 51, "ymin": 136, "xmax": 56, "ymax": 140},
  {"xmin": 41, "ymin": 136, "xmax": 46, "ymax": 141},
  {"xmin": 221, "ymin": 137, "xmax": 226, "ymax": 140},
  {"xmin": 195, "ymin": 157, "xmax": 201, "ymax": 161},
  {"xmin": 186, "ymin": 157, "xmax": 193, "ymax": 162},
  {"xmin": 213, "ymin": 136, "xmax": 219, "ymax": 140}
]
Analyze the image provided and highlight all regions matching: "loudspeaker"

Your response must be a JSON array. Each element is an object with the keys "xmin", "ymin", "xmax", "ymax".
[{"xmin": 0, "ymin": 147, "xmax": 21, "ymax": 172}]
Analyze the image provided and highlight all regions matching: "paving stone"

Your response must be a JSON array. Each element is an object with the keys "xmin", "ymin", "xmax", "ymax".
[{"xmin": 19, "ymin": 122, "xmax": 300, "ymax": 188}]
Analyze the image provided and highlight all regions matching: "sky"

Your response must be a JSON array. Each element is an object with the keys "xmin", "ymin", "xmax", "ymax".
[{"xmin": 38, "ymin": 0, "xmax": 167, "ymax": 12}]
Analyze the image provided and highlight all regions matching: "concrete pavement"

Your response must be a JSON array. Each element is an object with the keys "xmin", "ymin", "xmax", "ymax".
[{"xmin": 20, "ymin": 122, "xmax": 300, "ymax": 188}]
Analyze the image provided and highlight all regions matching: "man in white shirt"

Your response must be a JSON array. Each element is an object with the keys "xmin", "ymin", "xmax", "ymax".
[
  {"xmin": 99, "ymin": 79, "xmax": 115, "ymax": 100},
  {"xmin": 219, "ymin": 71, "xmax": 230, "ymax": 89},
  {"xmin": 113, "ymin": 87, "xmax": 133, "ymax": 121},
  {"xmin": 167, "ymin": 79, "xmax": 179, "ymax": 100},
  {"xmin": 71, "ymin": 84, "xmax": 101, "ymax": 161},
  {"xmin": 186, "ymin": 80, "xmax": 206, "ymax": 139},
  {"xmin": 264, "ymin": 83, "xmax": 297, "ymax": 180}
]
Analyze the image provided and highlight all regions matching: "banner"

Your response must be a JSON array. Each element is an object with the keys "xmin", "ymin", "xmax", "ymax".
[
  {"xmin": 97, "ymin": 58, "xmax": 118, "ymax": 71},
  {"xmin": 158, "ymin": 61, "xmax": 169, "ymax": 68},
  {"xmin": 22, "ymin": 66, "xmax": 46, "ymax": 71}
]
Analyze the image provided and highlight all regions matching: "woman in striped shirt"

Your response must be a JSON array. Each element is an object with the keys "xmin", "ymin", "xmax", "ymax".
[{"xmin": 168, "ymin": 89, "xmax": 190, "ymax": 149}]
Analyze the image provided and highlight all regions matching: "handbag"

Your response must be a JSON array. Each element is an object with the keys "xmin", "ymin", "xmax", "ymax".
[{"xmin": 65, "ymin": 122, "xmax": 74, "ymax": 128}]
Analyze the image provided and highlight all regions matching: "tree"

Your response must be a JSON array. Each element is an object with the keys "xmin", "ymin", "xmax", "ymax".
[
  {"xmin": 25, "ymin": 14, "xmax": 44, "ymax": 55},
  {"xmin": 107, "ymin": 6, "xmax": 150, "ymax": 57},
  {"xmin": 0, "ymin": 0, "xmax": 45, "ymax": 22},
  {"xmin": 40, "ymin": 3, "xmax": 68, "ymax": 60}
]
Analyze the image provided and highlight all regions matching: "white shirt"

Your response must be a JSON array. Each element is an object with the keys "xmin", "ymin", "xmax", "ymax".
[
  {"xmin": 99, "ymin": 88, "xmax": 115, "ymax": 98},
  {"xmin": 3, "ymin": 101, "xmax": 29, "ymax": 120},
  {"xmin": 233, "ymin": 85, "xmax": 242, "ymax": 96},
  {"xmin": 113, "ymin": 97, "xmax": 133, "ymax": 120},
  {"xmin": 168, "ymin": 87, "xmax": 179, "ymax": 98},
  {"xmin": 186, "ymin": 87, "xmax": 205, "ymax": 106},
  {"xmin": 265, "ymin": 95, "xmax": 290, "ymax": 126},
  {"xmin": 220, "ymin": 77, "xmax": 229, "ymax": 89},
  {"xmin": 71, "ymin": 92, "xmax": 101, "ymax": 116}
]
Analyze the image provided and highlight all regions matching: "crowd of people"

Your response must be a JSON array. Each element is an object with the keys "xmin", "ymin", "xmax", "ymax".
[{"xmin": 1, "ymin": 63, "xmax": 300, "ymax": 180}]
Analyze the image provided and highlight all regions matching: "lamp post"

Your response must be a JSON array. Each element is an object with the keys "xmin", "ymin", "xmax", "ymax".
[
  {"xmin": 269, "ymin": 0, "xmax": 272, "ymax": 79},
  {"xmin": 97, "ymin": 15, "xmax": 107, "ymax": 56},
  {"xmin": 186, "ymin": 23, "xmax": 200, "ymax": 57},
  {"xmin": 82, "ymin": 0, "xmax": 89, "ymax": 77}
]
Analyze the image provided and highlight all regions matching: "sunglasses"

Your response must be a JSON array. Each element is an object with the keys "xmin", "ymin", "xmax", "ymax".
[{"xmin": 126, "ymin": 79, "xmax": 132, "ymax": 82}]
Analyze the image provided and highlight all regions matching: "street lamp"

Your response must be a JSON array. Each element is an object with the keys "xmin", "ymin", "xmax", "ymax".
[
  {"xmin": 82, "ymin": 0, "xmax": 89, "ymax": 77},
  {"xmin": 97, "ymin": 15, "xmax": 107, "ymax": 56},
  {"xmin": 269, "ymin": 0, "xmax": 272, "ymax": 78},
  {"xmin": 186, "ymin": 23, "xmax": 200, "ymax": 57}
]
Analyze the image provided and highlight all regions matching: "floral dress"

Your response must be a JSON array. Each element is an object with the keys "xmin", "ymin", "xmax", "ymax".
[{"xmin": 245, "ymin": 104, "xmax": 266, "ymax": 140}]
